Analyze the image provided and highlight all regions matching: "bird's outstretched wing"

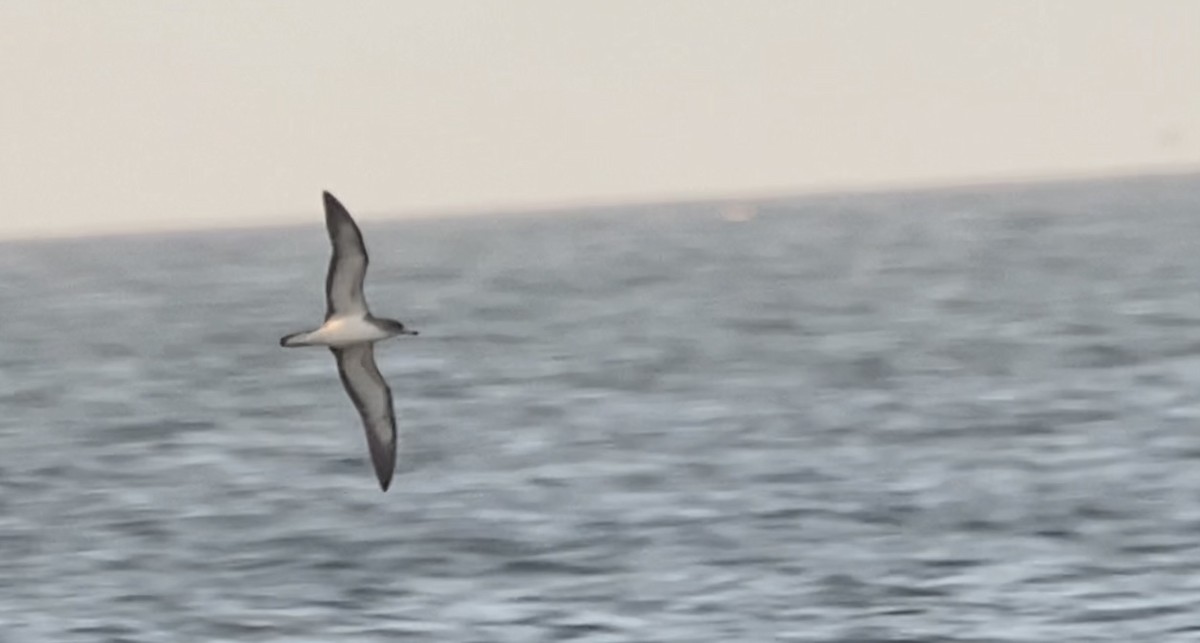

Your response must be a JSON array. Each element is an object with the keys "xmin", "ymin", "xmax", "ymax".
[
  {"xmin": 323, "ymin": 191, "xmax": 370, "ymax": 320},
  {"xmin": 331, "ymin": 343, "xmax": 397, "ymax": 491}
]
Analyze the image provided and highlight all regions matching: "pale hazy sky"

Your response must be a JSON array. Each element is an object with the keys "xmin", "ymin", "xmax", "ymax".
[{"xmin": 2, "ymin": 1, "xmax": 1198, "ymax": 238}]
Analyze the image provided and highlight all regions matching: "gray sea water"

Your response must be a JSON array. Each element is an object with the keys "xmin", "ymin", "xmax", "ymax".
[{"xmin": 3, "ymin": 175, "xmax": 1200, "ymax": 641}]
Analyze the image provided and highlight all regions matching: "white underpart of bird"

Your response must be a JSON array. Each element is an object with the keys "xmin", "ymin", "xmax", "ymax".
[{"xmin": 279, "ymin": 191, "xmax": 418, "ymax": 491}]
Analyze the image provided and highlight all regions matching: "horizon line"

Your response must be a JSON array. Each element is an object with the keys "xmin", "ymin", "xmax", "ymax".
[{"xmin": 6, "ymin": 161, "xmax": 1200, "ymax": 244}]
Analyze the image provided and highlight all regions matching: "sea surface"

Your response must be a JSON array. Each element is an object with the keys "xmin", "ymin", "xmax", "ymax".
[{"xmin": 3, "ymin": 175, "xmax": 1200, "ymax": 641}]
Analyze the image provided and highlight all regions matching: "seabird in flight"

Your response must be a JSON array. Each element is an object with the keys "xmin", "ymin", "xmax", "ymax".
[{"xmin": 280, "ymin": 191, "xmax": 418, "ymax": 491}]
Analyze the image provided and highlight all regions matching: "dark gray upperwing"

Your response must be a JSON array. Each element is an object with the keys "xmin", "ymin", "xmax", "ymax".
[
  {"xmin": 323, "ymin": 191, "xmax": 369, "ymax": 320},
  {"xmin": 331, "ymin": 343, "xmax": 397, "ymax": 491}
]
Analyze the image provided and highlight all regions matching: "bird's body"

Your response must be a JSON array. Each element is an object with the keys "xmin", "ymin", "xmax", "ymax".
[
  {"xmin": 279, "ymin": 191, "xmax": 418, "ymax": 491},
  {"xmin": 281, "ymin": 314, "xmax": 397, "ymax": 348}
]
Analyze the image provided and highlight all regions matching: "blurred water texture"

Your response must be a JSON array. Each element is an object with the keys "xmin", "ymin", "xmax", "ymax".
[{"xmin": 2, "ymin": 174, "xmax": 1200, "ymax": 641}]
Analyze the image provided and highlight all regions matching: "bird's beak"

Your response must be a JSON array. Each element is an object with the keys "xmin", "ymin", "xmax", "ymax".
[{"xmin": 404, "ymin": 329, "xmax": 419, "ymax": 336}]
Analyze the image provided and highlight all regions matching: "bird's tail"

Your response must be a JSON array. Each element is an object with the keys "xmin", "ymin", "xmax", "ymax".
[{"xmin": 279, "ymin": 331, "xmax": 313, "ymax": 347}]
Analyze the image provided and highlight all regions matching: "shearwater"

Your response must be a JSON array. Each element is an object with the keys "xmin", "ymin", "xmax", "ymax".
[{"xmin": 279, "ymin": 191, "xmax": 418, "ymax": 491}]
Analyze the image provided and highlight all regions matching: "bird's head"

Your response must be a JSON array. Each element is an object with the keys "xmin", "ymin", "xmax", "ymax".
[{"xmin": 381, "ymin": 318, "xmax": 418, "ymax": 336}]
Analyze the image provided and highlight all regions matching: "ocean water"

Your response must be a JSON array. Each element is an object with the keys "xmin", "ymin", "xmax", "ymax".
[{"xmin": 3, "ymin": 175, "xmax": 1200, "ymax": 641}]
